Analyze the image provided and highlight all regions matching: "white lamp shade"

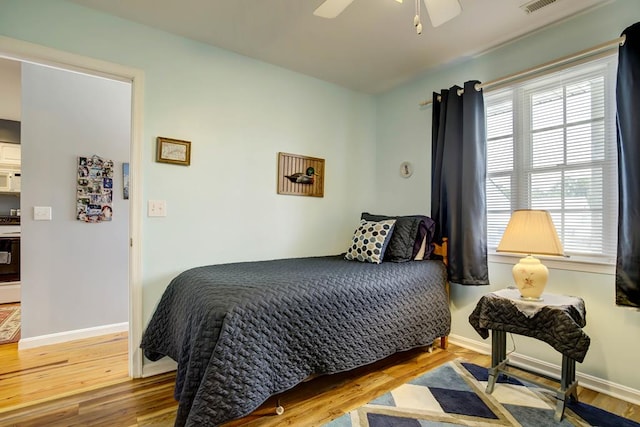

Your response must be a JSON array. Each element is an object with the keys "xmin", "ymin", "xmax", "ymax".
[
  {"xmin": 496, "ymin": 210, "xmax": 563, "ymax": 256},
  {"xmin": 497, "ymin": 210, "xmax": 563, "ymax": 300}
]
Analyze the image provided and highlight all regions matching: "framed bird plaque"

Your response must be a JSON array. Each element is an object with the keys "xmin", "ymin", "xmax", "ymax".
[{"xmin": 277, "ymin": 152, "xmax": 325, "ymax": 197}]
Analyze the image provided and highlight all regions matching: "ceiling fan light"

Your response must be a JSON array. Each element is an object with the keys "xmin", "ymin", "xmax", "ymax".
[
  {"xmin": 313, "ymin": 0, "xmax": 355, "ymax": 19},
  {"xmin": 413, "ymin": 14, "xmax": 420, "ymax": 27},
  {"xmin": 424, "ymin": 0, "xmax": 462, "ymax": 27}
]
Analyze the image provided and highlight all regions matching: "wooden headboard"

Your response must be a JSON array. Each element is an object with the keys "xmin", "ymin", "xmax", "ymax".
[
  {"xmin": 431, "ymin": 237, "xmax": 449, "ymax": 350},
  {"xmin": 432, "ymin": 237, "xmax": 448, "ymax": 267}
]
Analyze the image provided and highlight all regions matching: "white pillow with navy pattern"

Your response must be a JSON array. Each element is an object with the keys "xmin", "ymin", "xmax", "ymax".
[{"xmin": 345, "ymin": 219, "xmax": 397, "ymax": 264}]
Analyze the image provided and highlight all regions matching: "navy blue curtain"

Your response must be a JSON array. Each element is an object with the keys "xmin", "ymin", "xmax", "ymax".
[
  {"xmin": 616, "ymin": 22, "xmax": 640, "ymax": 307},
  {"xmin": 431, "ymin": 80, "xmax": 489, "ymax": 285}
]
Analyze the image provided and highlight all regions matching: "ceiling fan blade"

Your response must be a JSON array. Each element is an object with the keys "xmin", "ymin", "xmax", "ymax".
[
  {"xmin": 313, "ymin": 0, "xmax": 356, "ymax": 18},
  {"xmin": 424, "ymin": 0, "xmax": 462, "ymax": 27}
]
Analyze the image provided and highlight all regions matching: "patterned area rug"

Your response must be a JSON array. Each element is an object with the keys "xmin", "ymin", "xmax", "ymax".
[
  {"xmin": 325, "ymin": 360, "xmax": 640, "ymax": 427},
  {"xmin": 0, "ymin": 303, "xmax": 20, "ymax": 345}
]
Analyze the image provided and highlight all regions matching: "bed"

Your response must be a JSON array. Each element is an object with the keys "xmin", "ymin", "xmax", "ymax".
[{"xmin": 140, "ymin": 215, "xmax": 451, "ymax": 427}]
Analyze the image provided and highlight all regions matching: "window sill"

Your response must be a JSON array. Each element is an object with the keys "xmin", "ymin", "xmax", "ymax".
[{"xmin": 488, "ymin": 252, "xmax": 615, "ymax": 275}]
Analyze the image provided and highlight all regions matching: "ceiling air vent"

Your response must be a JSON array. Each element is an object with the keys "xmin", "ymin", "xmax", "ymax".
[{"xmin": 521, "ymin": 0, "xmax": 557, "ymax": 14}]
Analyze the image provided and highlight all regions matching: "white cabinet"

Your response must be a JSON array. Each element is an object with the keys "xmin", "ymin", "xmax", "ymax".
[
  {"xmin": 0, "ymin": 171, "xmax": 11, "ymax": 192},
  {"xmin": 0, "ymin": 143, "xmax": 20, "ymax": 166}
]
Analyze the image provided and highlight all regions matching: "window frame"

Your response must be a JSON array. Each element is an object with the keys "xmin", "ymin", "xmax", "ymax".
[{"xmin": 485, "ymin": 54, "xmax": 618, "ymax": 274}]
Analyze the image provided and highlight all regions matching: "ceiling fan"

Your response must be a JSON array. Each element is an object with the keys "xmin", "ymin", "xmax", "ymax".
[{"xmin": 314, "ymin": 0, "xmax": 462, "ymax": 31}]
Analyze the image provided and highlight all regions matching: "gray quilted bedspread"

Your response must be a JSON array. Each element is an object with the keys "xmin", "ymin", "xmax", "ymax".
[{"xmin": 140, "ymin": 255, "xmax": 450, "ymax": 426}]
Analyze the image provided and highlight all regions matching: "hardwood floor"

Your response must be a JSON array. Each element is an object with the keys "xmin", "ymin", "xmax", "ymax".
[{"xmin": 0, "ymin": 334, "xmax": 639, "ymax": 426}]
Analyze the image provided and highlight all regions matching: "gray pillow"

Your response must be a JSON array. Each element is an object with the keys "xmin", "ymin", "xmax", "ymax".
[{"xmin": 361, "ymin": 213, "xmax": 436, "ymax": 262}]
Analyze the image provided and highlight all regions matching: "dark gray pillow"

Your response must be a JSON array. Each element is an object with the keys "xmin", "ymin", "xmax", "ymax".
[{"xmin": 361, "ymin": 213, "xmax": 436, "ymax": 262}]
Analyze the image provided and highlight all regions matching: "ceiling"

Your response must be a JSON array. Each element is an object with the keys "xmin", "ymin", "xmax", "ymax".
[{"xmin": 69, "ymin": 0, "xmax": 608, "ymax": 94}]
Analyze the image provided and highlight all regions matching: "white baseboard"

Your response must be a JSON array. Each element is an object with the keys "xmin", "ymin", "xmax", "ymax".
[
  {"xmin": 142, "ymin": 357, "xmax": 177, "ymax": 378},
  {"xmin": 18, "ymin": 322, "xmax": 129, "ymax": 350},
  {"xmin": 449, "ymin": 334, "xmax": 491, "ymax": 355},
  {"xmin": 449, "ymin": 334, "xmax": 640, "ymax": 406}
]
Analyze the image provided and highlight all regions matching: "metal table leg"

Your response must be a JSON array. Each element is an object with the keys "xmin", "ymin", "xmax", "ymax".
[
  {"xmin": 485, "ymin": 329, "xmax": 580, "ymax": 422},
  {"xmin": 486, "ymin": 329, "xmax": 507, "ymax": 394},
  {"xmin": 555, "ymin": 355, "xmax": 579, "ymax": 421}
]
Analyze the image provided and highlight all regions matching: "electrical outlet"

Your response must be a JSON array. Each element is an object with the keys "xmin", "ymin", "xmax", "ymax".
[
  {"xmin": 148, "ymin": 200, "xmax": 167, "ymax": 217},
  {"xmin": 34, "ymin": 206, "xmax": 52, "ymax": 221}
]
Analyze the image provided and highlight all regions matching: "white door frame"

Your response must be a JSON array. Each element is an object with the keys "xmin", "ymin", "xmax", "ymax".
[{"xmin": 0, "ymin": 36, "xmax": 144, "ymax": 377}]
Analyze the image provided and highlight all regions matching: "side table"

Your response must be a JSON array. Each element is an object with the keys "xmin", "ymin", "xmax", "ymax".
[{"xmin": 468, "ymin": 288, "xmax": 590, "ymax": 421}]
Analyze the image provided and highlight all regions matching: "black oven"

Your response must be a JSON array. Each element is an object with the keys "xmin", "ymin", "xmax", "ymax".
[
  {"xmin": 0, "ymin": 236, "xmax": 19, "ymax": 282},
  {"xmin": 0, "ymin": 215, "xmax": 20, "ymax": 283}
]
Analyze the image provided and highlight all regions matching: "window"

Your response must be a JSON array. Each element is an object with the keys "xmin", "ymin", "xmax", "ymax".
[{"xmin": 485, "ymin": 55, "xmax": 618, "ymax": 265}]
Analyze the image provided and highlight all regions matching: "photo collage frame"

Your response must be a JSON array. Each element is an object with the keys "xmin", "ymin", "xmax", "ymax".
[{"xmin": 77, "ymin": 155, "xmax": 114, "ymax": 223}]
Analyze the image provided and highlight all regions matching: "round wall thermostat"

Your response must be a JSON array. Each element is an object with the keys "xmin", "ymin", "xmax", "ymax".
[{"xmin": 399, "ymin": 161, "xmax": 413, "ymax": 178}]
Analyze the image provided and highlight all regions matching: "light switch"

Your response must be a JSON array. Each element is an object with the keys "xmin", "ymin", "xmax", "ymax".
[
  {"xmin": 34, "ymin": 206, "xmax": 52, "ymax": 221},
  {"xmin": 148, "ymin": 200, "xmax": 167, "ymax": 217}
]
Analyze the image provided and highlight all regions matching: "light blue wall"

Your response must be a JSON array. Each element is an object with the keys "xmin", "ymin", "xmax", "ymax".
[
  {"xmin": 376, "ymin": 0, "xmax": 640, "ymax": 393},
  {"xmin": 0, "ymin": 1, "xmax": 377, "ymax": 328}
]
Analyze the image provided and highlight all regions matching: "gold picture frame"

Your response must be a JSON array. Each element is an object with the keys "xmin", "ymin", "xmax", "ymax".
[
  {"xmin": 277, "ymin": 152, "xmax": 325, "ymax": 197},
  {"xmin": 156, "ymin": 137, "xmax": 191, "ymax": 166}
]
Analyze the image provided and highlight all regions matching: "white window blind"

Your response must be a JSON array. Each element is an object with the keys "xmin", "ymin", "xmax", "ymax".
[{"xmin": 486, "ymin": 55, "xmax": 618, "ymax": 264}]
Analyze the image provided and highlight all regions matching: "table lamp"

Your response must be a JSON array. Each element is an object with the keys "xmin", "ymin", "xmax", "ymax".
[{"xmin": 496, "ymin": 209, "xmax": 564, "ymax": 301}]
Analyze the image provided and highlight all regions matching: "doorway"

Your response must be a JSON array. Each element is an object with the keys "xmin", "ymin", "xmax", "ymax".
[
  {"xmin": 0, "ymin": 59, "xmax": 21, "ymax": 313},
  {"xmin": 0, "ymin": 36, "xmax": 143, "ymax": 377}
]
